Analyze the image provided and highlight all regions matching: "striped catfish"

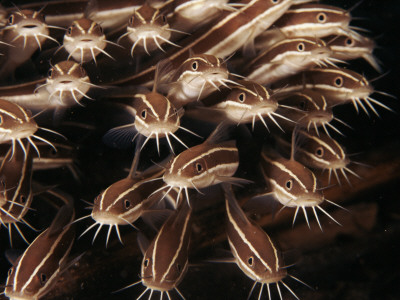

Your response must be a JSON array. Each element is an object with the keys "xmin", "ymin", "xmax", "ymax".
[
  {"xmin": 258, "ymin": 147, "xmax": 341, "ymax": 230},
  {"xmin": 117, "ymin": 3, "xmax": 179, "ymax": 56},
  {"xmin": 244, "ymin": 37, "xmax": 333, "ymax": 85},
  {"xmin": 103, "ymin": 91, "xmax": 200, "ymax": 154},
  {"xmin": 61, "ymin": 18, "xmax": 116, "ymax": 63},
  {"xmin": 4, "ymin": 190, "xmax": 76, "ymax": 300},
  {"xmin": 165, "ymin": 53, "xmax": 239, "ymax": 107},
  {"xmin": 254, "ymin": 3, "xmax": 353, "ymax": 51},
  {"xmin": 191, "ymin": 80, "xmax": 292, "ymax": 132},
  {"xmin": 0, "ymin": 99, "xmax": 64, "ymax": 159},
  {"xmin": 274, "ymin": 67, "xmax": 392, "ymax": 116},
  {"xmin": 325, "ymin": 32, "xmax": 381, "ymax": 72},
  {"xmin": 277, "ymin": 89, "xmax": 348, "ymax": 136},
  {"xmin": 224, "ymin": 184, "xmax": 303, "ymax": 300},
  {"xmin": 0, "ymin": 140, "xmax": 34, "ymax": 246},
  {"xmin": 120, "ymin": 199, "xmax": 192, "ymax": 300},
  {"xmin": 0, "ymin": 61, "xmax": 96, "ymax": 110},
  {"xmin": 161, "ymin": 123, "xmax": 244, "ymax": 205},
  {"xmin": 0, "ymin": 9, "xmax": 60, "ymax": 79},
  {"xmin": 79, "ymin": 160, "xmax": 181, "ymax": 246},
  {"xmin": 293, "ymin": 129, "xmax": 360, "ymax": 185}
]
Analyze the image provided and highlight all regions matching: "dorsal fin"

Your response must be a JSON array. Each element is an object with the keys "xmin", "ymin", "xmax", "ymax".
[
  {"xmin": 222, "ymin": 183, "xmax": 249, "ymax": 225},
  {"xmin": 205, "ymin": 122, "xmax": 232, "ymax": 145},
  {"xmin": 128, "ymin": 135, "xmax": 144, "ymax": 179},
  {"xmin": 45, "ymin": 190, "xmax": 74, "ymax": 237},
  {"xmin": 137, "ymin": 232, "xmax": 150, "ymax": 256}
]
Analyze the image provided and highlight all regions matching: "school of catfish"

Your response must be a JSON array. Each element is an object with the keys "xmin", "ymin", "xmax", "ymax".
[{"xmin": 0, "ymin": 0, "xmax": 392, "ymax": 299}]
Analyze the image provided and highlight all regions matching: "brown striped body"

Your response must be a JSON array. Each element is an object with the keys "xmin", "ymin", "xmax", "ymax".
[
  {"xmin": 223, "ymin": 184, "xmax": 301, "ymax": 299},
  {"xmin": 273, "ymin": 67, "xmax": 390, "ymax": 116},
  {"xmin": 325, "ymin": 32, "xmax": 380, "ymax": 72},
  {"xmin": 254, "ymin": 4, "xmax": 352, "ymax": 51},
  {"xmin": 0, "ymin": 141, "xmax": 34, "ymax": 246},
  {"xmin": 166, "ymin": 53, "xmax": 234, "ymax": 107},
  {"xmin": 277, "ymin": 89, "xmax": 335, "ymax": 134},
  {"xmin": 293, "ymin": 129, "xmax": 359, "ymax": 185},
  {"xmin": 163, "ymin": 140, "xmax": 239, "ymax": 190},
  {"xmin": 140, "ymin": 200, "xmax": 192, "ymax": 296},
  {"xmin": 245, "ymin": 37, "xmax": 332, "ymax": 85}
]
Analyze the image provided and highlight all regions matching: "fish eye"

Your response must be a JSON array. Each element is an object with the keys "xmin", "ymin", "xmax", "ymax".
[
  {"xmin": 8, "ymin": 15, "xmax": 14, "ymax": 25},
  {"xmin": 20, "ymin": 195, "xmax": 26, "ymax": 203},
  {"xmin": 129, "ymin": 16, "xmax": 134, "ymax": 25},
  {"xmin": 0, "ymin": 116, "xmax": 2, "ymax": 124},
  {"xmin": 334, "ymin": 76, "xmax": 343, "ymax": 87},
  {"xmin": 47, "ymin": 68, "xmax": 53, "ymax": 78},
  {"xmin": 49, "ymin": 148, "xmax": 57, "ymax": 156},
  {"xmin": 299, "ymin": 101, "xmax": 306, "ymax": 110},
  {"xmin": 141, "ymin": 109, "xmax": 147, "ymax": 119},
  {"xmin": 195, "ymin": 162, "xmax": 203, "ymax": 173},
  {"xmin": 144, "ymin": 258, "xmax": 149, "ymax": 267},
  {"xmin": 67, "ymin": 26, "xmax": 72, "ymax": 35},
  {"xmin": 0, "ymin": 179, "xmax": 5, "ymax": 187},
  {"xmin": 39, "ymin": 273, "xmax": 47, "ymax": 285},
  {"xmin": 176, "ymin": 263, "xmax": 182, "ymax": 273},
  {"xmin": 8, "ymin": 267, "xmax": 14, "ymax": 276},
  {"xmin": 161, "ymin": 15, "xmax": 167, "ymax": 23},
  {"xmin": 124, "ymin": 199, "xmax": 131, "ymax": 209},
  {"xmin": 345, "ymin": 38, "xmax": 354, "ymax": 46},
  {"xmin": 285, "ymin": 179, "xmax": 293, "ymax": 190},
  {"xmin": 271, "ymin": 0, "xmax": 279, "ymax": 3},
  {"xmin": 191, "ymin": 61, "xmax": 198, "ymax": 71},
  {"xmin": 238, "ymin": 93, "xmax": 246, "ymax": 102},
  {"xmin": 248, "ymin": 256, "xmax": 254, "ymax": 266},
  {"xmin": 315, "ymin": 147, "xmax": 324, "ymax": 157},
  {"xmin": 297, "ymin": 42, "xmax": 305, "ymax": 52},
  {"xmin": 317, "ymin": 13, "xmax": 326, "ymax": 23}
]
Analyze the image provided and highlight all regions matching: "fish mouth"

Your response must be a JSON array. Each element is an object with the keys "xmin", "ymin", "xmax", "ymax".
[
  {"xmin": 295, "ymin": 194, "xmax": 324, "ymax": 207},
  {"xmin": 22, "ymin": 24, "xmax": 38, "ymax": 29},
  {"xmin": 91, "ymin": 211, "xmax": 127, "ymax": 225}
]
